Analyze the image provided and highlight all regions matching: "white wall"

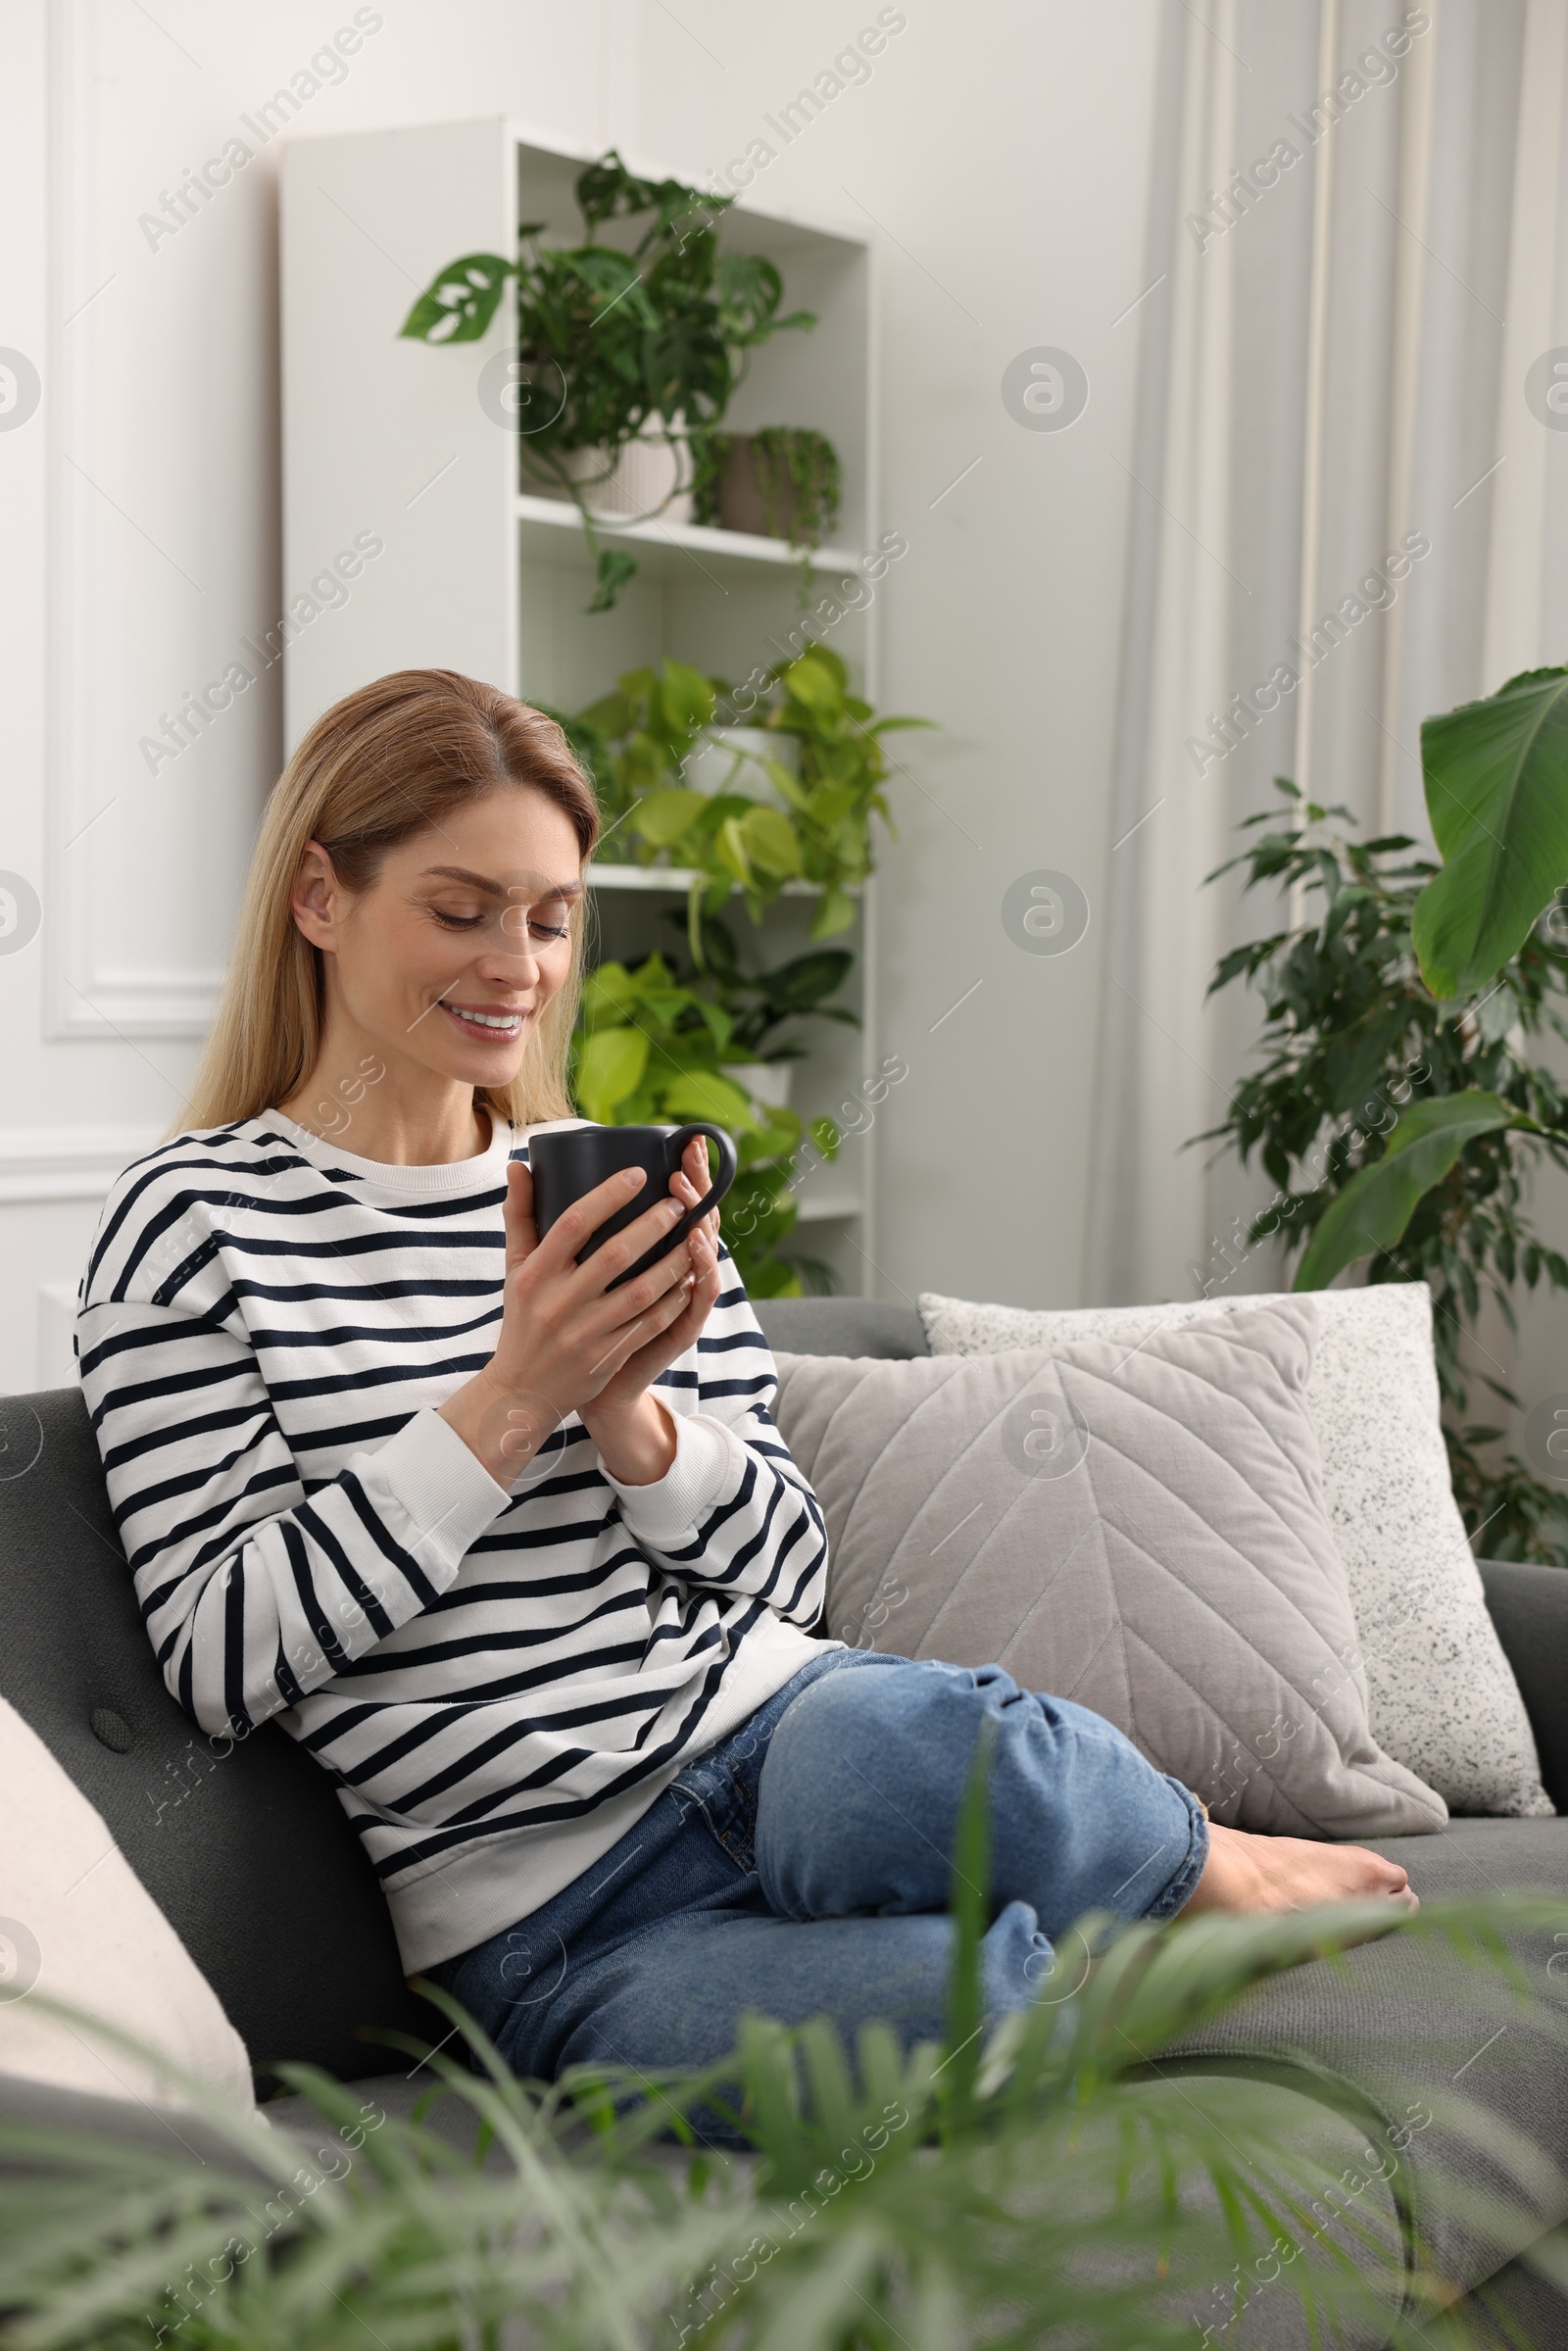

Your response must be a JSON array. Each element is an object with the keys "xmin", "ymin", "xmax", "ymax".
[{"xmin": 1, "ymin": 0, "xmax": 1167, "ymax": 1392}]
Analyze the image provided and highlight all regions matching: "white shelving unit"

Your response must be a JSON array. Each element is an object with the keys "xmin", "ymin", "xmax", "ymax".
[{"xmin": 279, "ymin": 118, "xmax": 880, "ymax": 1292}]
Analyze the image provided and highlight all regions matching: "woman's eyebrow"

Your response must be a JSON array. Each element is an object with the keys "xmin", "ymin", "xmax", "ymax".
[{"xmin": 418, "ymin": 864, "xmax": 585, "ymax": 901}]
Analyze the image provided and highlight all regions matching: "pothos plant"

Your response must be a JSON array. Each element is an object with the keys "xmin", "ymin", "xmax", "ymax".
[
  {"xmin": 566, "ymin": 642, "xmax": 932, "ymax": 951},
  {"xmin": 398, "ymin": 152, "xmax": 813, "ymax": 611},
  {"xmin": 1199, "ymin": 664, "xmax": 1568, "ymax": 1559},
  {"xmin": 570, "ymin": 950, "xmax": 845, "ymax": 1298}
]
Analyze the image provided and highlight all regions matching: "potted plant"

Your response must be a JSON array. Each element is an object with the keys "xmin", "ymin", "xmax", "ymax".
[
  {"xmin": 4, "ymin": 1862, "xmax": 1556, "ymax": 2347},
  {"xmin": 695, "ymin": 425, "xmax": 843, "ymax": 601},
  {"xmin": 571, "ymin": 951, "xmax": 843, "ymax": 1297},
  {"xmin": 667, "ymin": 907, "xmax": 858, "ymax": 1113},
  {"xmin": 1200, "ymin": 666, "xmax": 1568, "ymax": 1559},
  {"xmin": 565, "ymin": 644, "xmax": 932, "ymax": 947},
  {"xmin": 398, "ymin": 152, "xmax": 816, "ymax": 611}
]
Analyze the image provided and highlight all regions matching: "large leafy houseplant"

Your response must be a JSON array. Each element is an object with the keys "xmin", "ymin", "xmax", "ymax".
[
  {"xmin": 1271, "ymin": 665, "xmax": 1568, "ymax": 1291},
  {"xmin": 570, "ymin": 643, "xmax": 931, "ymax": 947},
  {"xmin": 7, "ymin": 1761, "xmax": 1568, "ymax": 2351},
  {"xmin": 1200, "ymin": 749, "xmax": 1568, "ymax": 1559},
  {"xmin": 572, "ymin": 950, "xmax": 844, "ymax": 1298},
  {"xmin": 398, "ymin": 152, "xmax": 813, "ymax": 611}
]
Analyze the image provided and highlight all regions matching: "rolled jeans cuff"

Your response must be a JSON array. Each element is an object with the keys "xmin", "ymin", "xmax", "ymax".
[{"xmin": 1142, "ymin": 1777, "xmax": 1211, "ymax": 1921}]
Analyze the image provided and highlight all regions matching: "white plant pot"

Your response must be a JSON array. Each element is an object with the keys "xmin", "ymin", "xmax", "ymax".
[
  {"xmin": 681, "ymin": 727, "xmax": 798, "ymax": 808},
  {"xmin": 724, "ymin": 1060, "xmax": 795, "ymax": 1111},
  {"xmin": 560, "ymin": 415, "xmax": 694, "ymax": 525}
]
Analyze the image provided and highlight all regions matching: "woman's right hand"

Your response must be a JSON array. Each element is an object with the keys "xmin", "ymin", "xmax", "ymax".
[{"xmin": 438, "ymin": 1159, "xmax": 698, "ymax": 1487}]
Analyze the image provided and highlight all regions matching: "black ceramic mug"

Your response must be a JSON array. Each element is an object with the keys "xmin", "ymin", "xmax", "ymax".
[{"xmin": 526, "ymin": 1122, "xmax": 739, "ymax": 1290}]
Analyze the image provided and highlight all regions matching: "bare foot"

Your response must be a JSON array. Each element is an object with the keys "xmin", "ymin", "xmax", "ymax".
[{"xmin": 1179, "ymin": 1822, "xmax": 1418, "ymax": 1918}]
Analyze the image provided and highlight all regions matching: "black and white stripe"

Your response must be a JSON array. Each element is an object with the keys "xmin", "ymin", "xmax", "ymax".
[{"xmin": 77, "ymin": 1115, "xmax": 833, "ymax": 1970}]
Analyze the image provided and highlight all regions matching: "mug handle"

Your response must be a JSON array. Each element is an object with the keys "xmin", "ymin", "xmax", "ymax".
[
  {"xmin": 606, "ymin": 1123, "xmax": 740, "ymax": 1292},
  {"xmin": 664, "ymin": 1122, "xmax": 739, "ymax": 1244}
]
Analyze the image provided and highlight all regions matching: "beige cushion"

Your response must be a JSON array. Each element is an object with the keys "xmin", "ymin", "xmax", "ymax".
[
  {"xmin": 0, "ymin": 1697, "xmax": 254, "ymax": 2111},
  {"xmin": 776, "ymin": 1298, "xmax": 1446, "ymax": 1840}
]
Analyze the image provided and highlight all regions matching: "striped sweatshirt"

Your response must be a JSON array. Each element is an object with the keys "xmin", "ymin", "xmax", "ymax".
[{"xmin": 77, "ymin": 1112, "xmax": 837, "ymax": 1973}]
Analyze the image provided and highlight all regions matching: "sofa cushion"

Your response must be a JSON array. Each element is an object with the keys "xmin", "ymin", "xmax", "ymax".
[
  {"xmin": 1170, "ymin": 1818, "xmax": 1568, "ymax": 2310},
  {"xmin": 0, "ymin": 2067, "xmax": 279, "ymax": 2179},
  {"xmin": 774, "ymin": 1301, "xmax": 1446, "ymax": 1838},
  {"xmin": 0, "ymin": 1695, "xmax": 253, "ymax": 2112},
  {"xmin": 919, "ymin": 1282, "xmax": 1551, "ymax": 1821},
  {"xmin": 0, "ymin": 1387, "xmax": 430, "ymax": 2085}
]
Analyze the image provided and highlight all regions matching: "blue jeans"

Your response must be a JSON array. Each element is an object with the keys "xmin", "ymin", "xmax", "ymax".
[{"xmin": 426, "ymin": 1649, "xmax": 1207, "ymax": 2146}]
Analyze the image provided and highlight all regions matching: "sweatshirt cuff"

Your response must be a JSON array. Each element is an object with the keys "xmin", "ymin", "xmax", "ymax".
[
  {"xmin": 604, "ymin": 1410, "xmax": 737, "ymax": 1547},
  {"xmin": 367, "ymin": 1406, "xmax": 514, "ymax": 1583}
]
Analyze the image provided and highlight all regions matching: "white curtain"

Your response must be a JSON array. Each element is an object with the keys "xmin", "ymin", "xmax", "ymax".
[{"xmin": 1087, "ymin": 0, "xmax": 1568, "ymax": 1307}]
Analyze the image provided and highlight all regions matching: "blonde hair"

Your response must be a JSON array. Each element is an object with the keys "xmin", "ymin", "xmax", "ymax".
[{"xmin": 175, "ymin": 669, "xmax": 599, "ymax": 1139}]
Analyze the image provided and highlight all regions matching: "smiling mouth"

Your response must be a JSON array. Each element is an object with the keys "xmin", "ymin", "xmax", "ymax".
[{"xmin": 440, "ymin": 1003, "xmax": 528, "ymax": 1040}]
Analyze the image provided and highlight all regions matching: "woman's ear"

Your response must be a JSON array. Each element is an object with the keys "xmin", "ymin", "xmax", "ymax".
[{"xmin": 290, "ymin": 840, "xmax": 340, "ymax": 952}]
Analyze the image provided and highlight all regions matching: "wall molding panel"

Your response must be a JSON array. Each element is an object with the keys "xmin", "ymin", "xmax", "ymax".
[
  {"xmin": 0, "ymin": 1126, "xmax": 162, "ymax": 1206},
  {"xmin": 44, "ymin": 0, "xmax": 231, "ymax": 1043}
]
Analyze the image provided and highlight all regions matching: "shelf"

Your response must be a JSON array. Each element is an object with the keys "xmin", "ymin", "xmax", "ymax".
[
  {"xmin": 793, "ymin": 1191, "xmax": 862, "ymax": 1223},
  {"xmin": 280, "ymin": 116, "xmax": 879, "ymax": 1297},
  {"xmin": 588, "ymin": 862, "xmax": 858, "ymax": 900},
  {"xmin": 514, "ymin": 495, "xmax": 862, "ymax": 588}
]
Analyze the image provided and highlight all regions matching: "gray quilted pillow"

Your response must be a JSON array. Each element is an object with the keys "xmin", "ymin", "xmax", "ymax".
[{"xmin": 775, "ymin": 1298, "xmax": 1446, "ymax": 1840}]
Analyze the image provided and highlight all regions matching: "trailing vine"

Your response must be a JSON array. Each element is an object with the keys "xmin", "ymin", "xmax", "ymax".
[{"xmin": 694, "ymin": 427, "xmax": 842, "ymax": 602}]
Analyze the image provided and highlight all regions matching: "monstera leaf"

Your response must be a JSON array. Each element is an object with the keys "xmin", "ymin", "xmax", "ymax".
[
  {"xmin": 1413, "ymin": 667, "xmax": 1568, "ymax": 999},
  {"xmin": 1293, "ymin": 1092, "xmax": 1534, "ymax": 1291},
  {"xmin": 398, "ymin": 253, "xmax": 516, "ymax": 344}
]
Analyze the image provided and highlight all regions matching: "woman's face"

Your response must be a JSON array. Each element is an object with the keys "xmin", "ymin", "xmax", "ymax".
[{"xmin": 292, "ymin": 785, "xmax": 585, "ymax": 1090}]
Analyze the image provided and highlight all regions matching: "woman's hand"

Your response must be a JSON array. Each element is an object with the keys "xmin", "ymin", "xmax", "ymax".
[{"xmin": 438, "ymin": 1135, "xmax": 724, "ymax": 1488}]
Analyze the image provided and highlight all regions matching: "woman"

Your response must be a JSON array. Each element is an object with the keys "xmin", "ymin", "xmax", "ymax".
[{"xmin": 78, "ymin": 670, "xmax": 1413, "ymax": 2139}]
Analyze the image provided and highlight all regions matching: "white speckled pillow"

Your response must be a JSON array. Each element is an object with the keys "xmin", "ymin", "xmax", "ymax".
[{"xmin": 917, "ymin": 1283, "xmax": 1551, "ymax": 1819}]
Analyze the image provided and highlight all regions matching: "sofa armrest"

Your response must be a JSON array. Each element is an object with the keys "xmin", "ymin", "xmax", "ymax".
[{"xmin": 1479, "ymin": 1558, "xmax": 1568, "ymax": 1811}]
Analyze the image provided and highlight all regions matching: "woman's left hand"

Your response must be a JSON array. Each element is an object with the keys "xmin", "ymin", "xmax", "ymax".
[{"xmin": 577, "ymin": 1134, "xmax": 725, "ymax": 1476}]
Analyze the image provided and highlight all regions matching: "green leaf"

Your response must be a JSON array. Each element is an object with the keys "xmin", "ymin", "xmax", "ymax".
[
  {"xmin": 657, "ymin": 1071, "xmax": 758, "ymax": 1131},
  {"xmin": 739, "ymin": 804, "xmax": 804, "ymax": 876},
  {"xmin": 658, "ymin": 660, "xmax": 715, "ymax": 736},
  {"xmin": 810, "ymin": 887, "xmax": 858, "ymax": 939},
  {"xmin": 1293, "ymin": 1091, "xmax": 1533, "ymax": 1290},
  {"xmin": 714, "ymin": 814, "xmax": 753, "ymax": 886},
  {"xmin": 587, "ymin": 549, "xmax": 638, "ymax": 612},
  {"xmin": 631, "ymin": 788, "xmax": 707, "ymax": 848},
  {"xmin": 1412, "ymin": 667, "xmax": 1568, "ymax": 998},
  {"xmin": 1477, "ymin": 983, "xmax": 1520, "ymax": 1048},
  {"xmin": 782, "ymin": 651, "xmax": 845, "ymax": 713},
  {"xmin": 755, "ymin": 950, "xmax": 854, "ymax": 1013},
  {"xmin": 398, "ymin": 253, "xmax": 515, "ymax": 343},
  {"xmin": 580, "ymin": 959, "xmax": 637, "ymax": 1019},
  {"xmin": 577, "ymin": 689, "xmax": 637, "ymax": 738},
  {"xmin": 574, "ymin": 1025, "xmax": 649, "ymax": 1122}
]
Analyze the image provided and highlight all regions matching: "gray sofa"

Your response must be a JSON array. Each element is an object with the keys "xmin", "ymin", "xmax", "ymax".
[{"xmin": 4, "ymin": 1294, "xmax": 1568, "ymax": 2346}]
